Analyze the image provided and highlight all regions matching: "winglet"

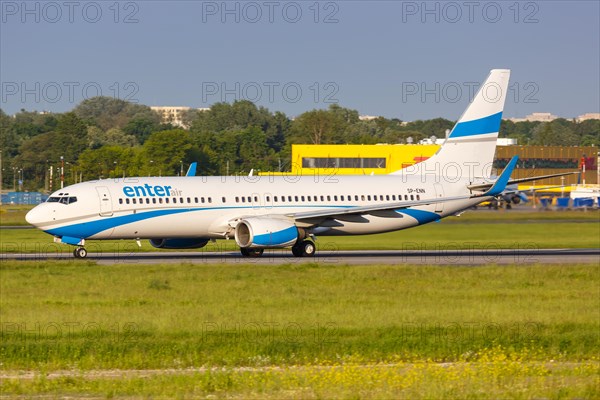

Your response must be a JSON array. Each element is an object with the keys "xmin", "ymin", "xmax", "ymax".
[
  {"xmin": 186, "ymin": 162, "xmax": 197, "ymax": 177},
  {"xmin": 486, "ymin": 156, "xmax": 519, "ymax": 196}
]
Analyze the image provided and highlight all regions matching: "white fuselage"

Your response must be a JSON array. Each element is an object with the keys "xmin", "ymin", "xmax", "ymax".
[{"xmin": 26, "ymin": 174, "xmax": 482, "ymax": 241}]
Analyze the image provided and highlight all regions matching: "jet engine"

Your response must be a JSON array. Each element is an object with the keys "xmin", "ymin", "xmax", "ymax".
[
  {"xmin": 149, "ymin": 238, "xmax": 210, "ymax": 249},
  {"xmin": 234, "ymin": 218, "xmax": 299, "ymax": 248}
]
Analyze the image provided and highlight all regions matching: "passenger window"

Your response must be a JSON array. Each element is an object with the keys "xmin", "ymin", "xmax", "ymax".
[
  {"xmin": 119, "ymin": 199, "xmax": 123, "ymax": 204},
  {"xmin": 274, "ymin": 196, "xmax": 278, "ymax": 202},
  {"xmin": 386, "ymin": 195, "xmax": 390, "ymax": 201},
  {"xmin": 416, "ymin": 195, "xmax": 420, "ymax": 200},
  {"xmin": 404, "ymin": 195, "xmax": 408, "ymax": 200},
  {"xmin": 208, "ymin": 198, "xmax": 212, "ymax": 203},
  {"xmin": 235, "ymin": 197, "xmax": 239, "ymax": 203},
  {"xmin": 288, "ymin": 196, "xmax": 292, "ymax": 202},
  {"xmin": 166, "ymin": 198, "xmax": 170, "ymax": 204},
  {"xmin": 132, "ymin": 198, "xmax": 137, "ymax": 204},
  {"xmin": 361, "ymin": 195, "xmax": 365, "ymax": 201},
  {"xmin": 153, "ymin": 198, "xmax": 157, "ymax": 204},
  {"xmin": 392, "ymin": 195, "xmax": 396, "ymax": 201},
  {"xmin": 301, "ymin": 196, "xmax": 305, "ymax": 201},
  {"xmin": 411, "ymin": 195, "xmax": 414, "ymax": 200},
  {"xmin": 222, "ymin": 197, "xmax": 226, "ymax": 203},
  {"xmin": 241, "ymin": 197, "xmax": 245, "ymax": 203},
  {"xmin": 126, "ymin": 199, "xmax": 130, "ymax": 204},
  {"xmin": 187, "ymin": 197, "xmax": 191, "ymax": 203},
  {"xmin": 320, "ymin": 195, "xmax": 324, "ymax": 201},
  {"xmin": 254, "ymin": 196, "xmax": 258, "ymax": 203},
  {"xmin": 146, "ymin": 198, "xmax": 150, "ymax": 204},
  {"xmin": 334, "ymin": 195, "xmax": 338, "ymax": 201},
  {"xmin": 159, "ymin": 198, "xmax": 163, "ymax": 204}
]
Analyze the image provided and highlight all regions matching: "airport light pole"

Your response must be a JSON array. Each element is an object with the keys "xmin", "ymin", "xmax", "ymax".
[{"xmin": 60, "ymin": 156, "xmax": 64, "ymax": 189}]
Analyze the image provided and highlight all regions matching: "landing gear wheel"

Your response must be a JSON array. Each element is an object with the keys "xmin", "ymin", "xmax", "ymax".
[
  {"xmin": 292, "ymin": 240, "xmax": 316, "ymax": 257},
  {"xmin": 73, "ymin": 247, "xmax": 87, "ymax": 259},
  {"xmin": 240, "ymin": 248, "xmax": 264, "ymax": 257}
]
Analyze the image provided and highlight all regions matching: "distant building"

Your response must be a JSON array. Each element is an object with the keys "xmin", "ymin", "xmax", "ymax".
[
  {"xmin": 359, "ymin": 115, "xmax": 380, "ymax": 121},
  {"xmin": 151, "ymin": 106, "xmax": 209, "ymax": 128},
  {"xmin": 507, "ymin": 112, "xmax": 559, "ymax": 123},
  {"xmin": 576, "ymin": 113, "xmax": 600, "ymax": 122},
  {"xmin": 497, "ymin": 138, "xmax": 517, "ymax": 146}
]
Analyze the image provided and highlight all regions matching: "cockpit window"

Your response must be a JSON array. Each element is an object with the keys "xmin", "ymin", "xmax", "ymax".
[{"xmin": 47, "ymin": 196, "xmax": 77, "ymax": 204}]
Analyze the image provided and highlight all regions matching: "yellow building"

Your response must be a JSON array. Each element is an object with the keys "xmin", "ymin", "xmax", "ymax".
[{"xmin": 276, "ymin": 144, "xmax": 440, "ymax": 176}]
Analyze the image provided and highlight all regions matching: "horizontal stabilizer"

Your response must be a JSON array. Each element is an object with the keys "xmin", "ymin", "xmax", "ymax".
[{"xmin": 484, "ymin": 156, "xmax": 519, "ymax": 196}]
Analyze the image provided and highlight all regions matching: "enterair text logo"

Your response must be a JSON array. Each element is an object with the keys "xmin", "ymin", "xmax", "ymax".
[{"xmin": 123, "ymin": 184, "xmax": 182, "ymax": 197}]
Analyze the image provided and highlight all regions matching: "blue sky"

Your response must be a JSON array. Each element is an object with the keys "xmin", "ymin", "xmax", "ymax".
[{"xmin": 1, "ymin": 1, "xmax": 599, "ymax": 120}]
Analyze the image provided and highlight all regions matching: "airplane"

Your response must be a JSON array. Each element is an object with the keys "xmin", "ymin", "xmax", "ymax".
[{"xmin": 26, "ymin": 69, "xmax": 576, "ymax": 259}]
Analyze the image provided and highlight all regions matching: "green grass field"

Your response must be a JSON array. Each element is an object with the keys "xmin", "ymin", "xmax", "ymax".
[{"xmin": 1, "ymin": 261, "xmax": 598, "ymax": 398}]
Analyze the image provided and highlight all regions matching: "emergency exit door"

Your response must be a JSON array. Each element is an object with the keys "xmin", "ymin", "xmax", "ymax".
[{"xmin": 96, "ymin": 186, "xmax": 113, "ymax": 217}]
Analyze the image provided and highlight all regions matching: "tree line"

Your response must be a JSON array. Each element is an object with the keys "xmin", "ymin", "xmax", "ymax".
[{"xmin": 0, "ymin": 97, "xmax": 598, "ymax": 191}]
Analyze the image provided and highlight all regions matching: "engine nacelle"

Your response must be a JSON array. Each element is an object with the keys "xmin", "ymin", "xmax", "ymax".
[
  {"xmin": 235, "ymin": 218, "xmax": 299, "ymax": 248},
  {"xmin": 149, "ymin": 238, "xmax": 210, "ymax": 249}
]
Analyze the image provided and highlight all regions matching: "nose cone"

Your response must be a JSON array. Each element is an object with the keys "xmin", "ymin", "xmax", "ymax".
[{"xmin": 25, "ymin": 205, "xmax": 45, "ymax": 227}]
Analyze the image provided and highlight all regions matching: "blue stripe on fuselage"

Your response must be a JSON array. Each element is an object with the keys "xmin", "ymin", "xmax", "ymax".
[
  {"xmin": 396, "ymin": 208, "xmax": 440, "ymax": 224},
  {"xmin": 44, "ymin": 205, "xmax": 349, "ymax": 239}
]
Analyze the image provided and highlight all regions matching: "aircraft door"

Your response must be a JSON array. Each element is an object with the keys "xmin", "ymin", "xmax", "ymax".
[
  {"xmin": 96, "ymin": 186, "xmax": 113, "ymax": 217},
  {"xmin": 433, "ymin": 183, "xmax": 444, "ymax": 213}
]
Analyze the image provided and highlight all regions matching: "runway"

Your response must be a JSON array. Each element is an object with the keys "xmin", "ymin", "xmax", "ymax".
[{"xmin": 3, "ymin": 248, "xmax": 599, "ymax": 265}]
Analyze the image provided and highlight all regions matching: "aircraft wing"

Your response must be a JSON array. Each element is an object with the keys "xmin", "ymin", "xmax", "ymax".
[{"xmin": 285, "ymin": 194, "xmax": 472, "ymax": 222}]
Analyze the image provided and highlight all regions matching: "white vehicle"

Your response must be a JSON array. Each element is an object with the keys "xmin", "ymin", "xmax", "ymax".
[{"xmin": 26, "ymin": 70, "xmax": 571, "ymax": 258}]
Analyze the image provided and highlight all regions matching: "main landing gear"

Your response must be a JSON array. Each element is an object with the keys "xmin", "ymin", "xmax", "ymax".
[
  {"xmin": 239, "ymin": 240, "xmax": 317, "ymax": 258},
  {"xmin": 73, "ymin": 247, "xmax": 88, "ymax": 259},
  {"xmin": 292, "ymin": 240, "xmax": 316, "ymax": 257}
]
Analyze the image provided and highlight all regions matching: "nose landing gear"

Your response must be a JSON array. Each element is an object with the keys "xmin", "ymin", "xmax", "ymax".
[{"xmin": 73, "ymin": 247, "xmax": 88, "ymax": 259}]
